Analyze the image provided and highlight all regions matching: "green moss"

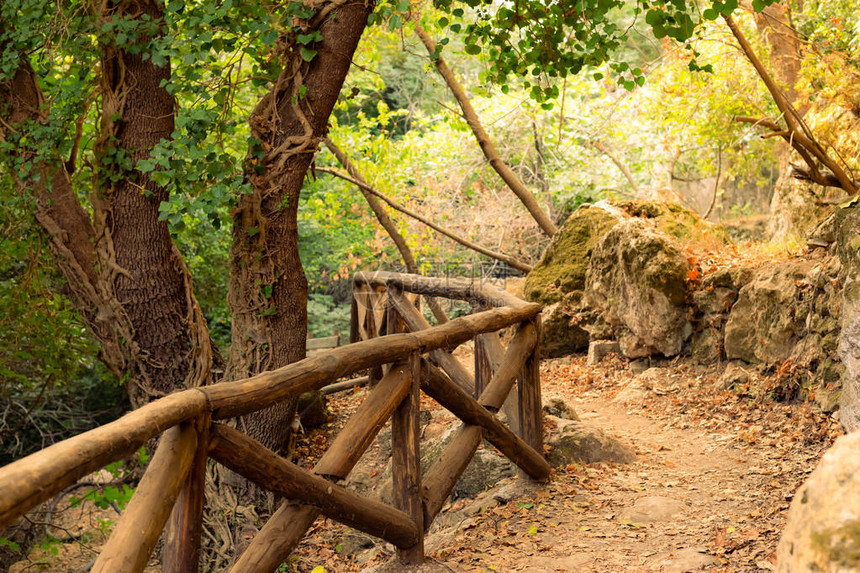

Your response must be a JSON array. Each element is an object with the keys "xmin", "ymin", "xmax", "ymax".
[
  {"xmin": 524, "ymin": 206, "xmax": 618, "ymax": 305},
  {"xmin": 811, "ymin": 520, "xmax": 860, "ymax": 568}
]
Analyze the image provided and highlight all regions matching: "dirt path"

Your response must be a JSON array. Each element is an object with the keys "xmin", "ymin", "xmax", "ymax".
[
  {"xmin": 291, "ymin": 354, "xmax": 841, "ymax": 572},
  {"xmin": 405, "ymin": 356, "xmax": 841, "ymax": 572}
]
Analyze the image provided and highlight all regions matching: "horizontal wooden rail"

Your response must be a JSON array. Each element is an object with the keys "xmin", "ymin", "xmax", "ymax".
[
  {"xmin": 0, "ymin": 390, "xmax": 208, "ymax": 530},
  {"xmin": 355, "ymin": 270, "xmax": 527, "ymax": 309},
  {"xmin": 205, "ymin": 302, "xmax": 539, "ymax": 419}
]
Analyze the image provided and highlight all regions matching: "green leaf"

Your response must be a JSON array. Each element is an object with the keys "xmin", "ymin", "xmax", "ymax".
[
  {"xmin": 300, "ymin": 47, "xmax": 317, "ymax": 62},
  {"xmin": 464, "ymin": 44, "xmax": 481, "ymax": 55}
]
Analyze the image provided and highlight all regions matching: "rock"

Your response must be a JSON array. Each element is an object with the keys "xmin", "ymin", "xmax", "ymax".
[
  {"xmin": 451, "ymin": 449, "xmax": 516, "ymax": 500},
  {"xmin": 718, "ymin": 361, "xmax": 753, "ymax": 390},
  {"xmin": 339, "ymin": 529, "xmax": 377, "ymax": 556},
  {"xmin": 543, "ymin": 398, "xmax": 579, "ymax": 420},
  {"xmin": 692, "ymin": 288, "xmax": 737, "ymax": 315},
  {"xmin": 524, "ymin": 204, "xmax": 620, "ymax": 305},
  {"xmin": 587, "ymin": 340, "xmax": 621, "ymax": 366},
  {"xmin": 837, "ymin": 205, "xmax": 860, "ymax": 431},
  {"xmin": 629, "ymin": 358, "xmax": 651, "ymax": 375},
  {"xmin": 621, "ymin": 496, "xmax": 687, "ymax": 523},
  {"xmin": 724, "ymin": 261, "xmax": 816, "ymax": 364},
  {"xmin": 776, "ymin": 432, "xmax": 860, "ymax": 572},
  {"xmin": 492, "ymin": 480, "xmax": 543, "ymax": 504},
  {"xmin": 541, "ymin": 295, "xmax": 590, "ymax": 358},
  {"xmin": 547, "ymin": 420, "xmax": 636, "ymax": 466},
  {"xmin": 612, "ymin": 381, "xmax": 647, "ymax": 404},
  {"xmin": 583, "ymin": 219, "xmax": 692, "ymax": 358},
  {"xmin": 297, "ymin": 390, "xmax": 329, "ymax": 428},
  {"xmin": 691, "ymin": 317, "xmax": 724, "ymax": 365},
  {"xmin": 647, "ymin": 548, "xmax": 718, "ymax": 572}
]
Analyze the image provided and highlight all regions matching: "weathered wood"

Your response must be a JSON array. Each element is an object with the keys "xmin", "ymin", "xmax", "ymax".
[
  {"xmin": 477, "ymin": 331, "xmax": 521, "ymax": 435},
  {"xmin": 387, "ymin": 288, "xmax": 475, "ymax": 394},
  {"xmin": 163, "ymin": 415, "xmax": 209, "ymax": 573},
  {"xmin": 518, "ymin": 317, "xmax": 544, "ymax": 462},
  {"xmin": 203, "ymin": 303, "xmax": 539, "ymax": 419},
  {"xmin": 317, "ymin": 365, "xmax": 411, "ymax": 480},
  {"xmin": 392, "ymin": 353, "xmax": 424, "ymax": 564},
  {"xmin": 0, "ymin": 389, "xmax": 207, "ymax": 529},
  {"xmin": 478, "ymin": 323, "xmax": 537, "ymax": 410},
  {"xmin": 355, "ymin": 270, "xmax": 529, "ymax": 309},
  {"xmin": 421, "ymin": 424, "xmax": 482, "ymax": 527},
  {"xmin": 349, "ymin": 290, "xmax": 360, "ymax": 344},
  {"xmin": 306, "ymin": 334, "xmax": 341, "ymax": 350},
  {"xmin": 474, "ymin": 323, "xmax": 492, "ymax": 399},
  {"xmin": 209, "ymin": 424, "xmax": 420, "ymax": 549},
  {"xmin": 320, "ymin": 376, "xmax": 370, "ymax": 395},
  {"xmin": 230, "ymin": 365, "xmax": 415, "ymax": 573},
  {"xmin": 421, "ymin": 322, "xmax": 547, "ymax": 525},
  {"xmin": 422, "ymin": 363, "xmax": 550, "ymax": 481},
  {"xmin": 91, "ymin": 422, "xmax": 198, "ymax": 573}
]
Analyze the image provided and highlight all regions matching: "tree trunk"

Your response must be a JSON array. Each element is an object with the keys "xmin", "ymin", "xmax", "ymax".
[
  {"xmin": 95, "ymin": 0, "xmax": 213, "ymax": 405},
  {"xmin": 225, "ymin": 0, "xmax": 374, "ymax": 451}
]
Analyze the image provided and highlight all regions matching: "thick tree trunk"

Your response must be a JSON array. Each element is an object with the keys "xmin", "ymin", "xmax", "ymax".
[
  {"xmin": 226, "ymin": 0, "xmax": 374, "ymax": 451},
  {"xmin": 94, "ymin": 0, "xmax": 213, "ymax": 405}
]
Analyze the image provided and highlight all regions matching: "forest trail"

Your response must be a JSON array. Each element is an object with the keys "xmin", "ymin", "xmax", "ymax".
[{"xmin": 295, "ymin": 354, "xmax": 842, "ymax": 572}]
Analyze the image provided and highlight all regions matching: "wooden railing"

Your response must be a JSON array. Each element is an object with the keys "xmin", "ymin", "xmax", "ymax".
[{"xmin": 0, "ymin": 271, "xmax": 547, "ymax": 572}]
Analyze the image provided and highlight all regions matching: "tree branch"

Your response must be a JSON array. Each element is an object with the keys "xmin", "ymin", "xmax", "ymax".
[{"xmin": 317, "ymin": 167, "xmax": 533, "ymax": 273}]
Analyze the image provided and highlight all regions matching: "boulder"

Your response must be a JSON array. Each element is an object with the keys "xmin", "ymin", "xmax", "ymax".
[
  {"xmin": 587, "ymin": 340, "xmax": 621, "ymax": 366},
  {"xmin": 543, "ymin": 398, "xmax": 579, "ymax": 420},
  {"xmin": 776, "ymin": 432, "xmax": 860, "ymax": 572},
  {"xmin": 838, "ymin": 205, "xmax": 860, "ymax": 431},
  {"xmin": 541, "ymin": 294, "xmax": 590, "ymax": 358},
  {"xmin": 523, "ymin": 204, "xmax": 620, "ymax": 305},
  {"xmin": 547, "ymin": 419, "xmax": 636, "ymax": 466},
  {"xmin": 583, "ymin": 219, "xmax": 692, "ymax": 358},
  {"xmin": 724, "ymin": 261, "xmax": 816, "ymax": 364}
]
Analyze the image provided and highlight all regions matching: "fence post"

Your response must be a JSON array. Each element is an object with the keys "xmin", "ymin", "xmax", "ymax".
[
  {"xmin": 517, "ymin": 316, "xmax": 543, "ymax": 476},
  {"xmin": 392, "ymin": 351, "xmax": 424, "ymax": 564},
  {"xmin": 163, "ymin": 414, "xmax": 209, "ymax": 573}
]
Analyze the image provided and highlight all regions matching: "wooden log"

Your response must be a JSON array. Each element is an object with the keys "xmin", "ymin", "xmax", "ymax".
[
  {"xmin": 392, "ymin": 353, "xmax": 424, "ymax": 564},
  {"xmin": 349, "ymin": 289, "xmax": 360, "ymax": 344},
  {"xmin": 477, "ymin": 331, "xmax": 521, "ymax": 435},
  {"xmin": 518, "ymin": 317, "xmax": 544, "ymax": 459},
  {"xmin": 422, "ymin": 363, "xmax": 550, "ymax": 481},
  {"xmin": 163, "ymin": 415, "xmax": 209, "ymax": 573},
  {"xmin": 230, "ymin": 365, "xmax": 413, "ymax": 573},
  {"xmin": 387, "ymin": 288, "xmax": 475, "ymax": 394},
  {"xmin": 91, "ymin": 422, "xmax": 198, "ymax": 573},
  {"xmin": 474, "ymin": 324, "xmax": 492, "ymax": 399},
  {"xmin": 477, "ymin": 323, "xmax": 537, "ymax": 411},
  {"xmin": 421, "ymin": 425, "xmax": 482, "ymax": 527},
  {"xmin": 203, "ymin": 303, "xmax": 539, "ymax": 420},
  {"xmin": 355, "ymin": 270, "xmax": 529, "ymax": 309},
  {"xmin": 0, "ymin": 389, "xmax": 207, "ymax": 530},
  {"xmin": 320, "ymin": 376, "xmax": 370, "ymax": 396},
  {"xmin": 209, "ymin": 424, "xmax": 420, "ymax": 549}
]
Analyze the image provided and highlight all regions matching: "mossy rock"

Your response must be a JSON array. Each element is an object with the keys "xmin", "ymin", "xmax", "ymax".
[
  {"xmin": 618, "ymin": 200, "xmax": 730, "ymax": 243},
  {"xmin": 523, "ymin": 205, "xmax": 620, "ymax": 305}
]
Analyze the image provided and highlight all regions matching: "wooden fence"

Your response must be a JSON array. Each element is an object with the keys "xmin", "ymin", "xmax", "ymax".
[{"xmin": 0, "ymin": 271, "xmax": 547, "ymax": 572}]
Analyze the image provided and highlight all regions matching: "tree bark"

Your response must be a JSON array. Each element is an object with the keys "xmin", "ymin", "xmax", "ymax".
[
  {"xmin": 225, "ymin": 0, "xmax": 374, "ymax": 451},
  {"xmin": 96, "ymin": 0, "xmax": 213, "ymax": 405},
  {"xmin": 414, "ymin": 25, "xmax": 558, "ymax": 238}
]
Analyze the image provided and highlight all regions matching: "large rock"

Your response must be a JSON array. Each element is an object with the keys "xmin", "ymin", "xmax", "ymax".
[
  {"xmin": 838, "ymin": 205, "xmax": 860, "ymax": 431},
  {"xmin": 583, "ymin": 219, "xmax": 692, "ymax": 358},
  {"xmin": 724, "ymin": 261, "xmax": 817, "ymax": 364},
  {"xmin": 524, "ymin": 204, "xmax": 620, "ymax": 305},
  {"xmin": 541, "ymin": 293, "xmax": 590, "ymax": 357},
  {"xmin": 776, "ymin": 432, "xmax": 860, "ymax": 572}
]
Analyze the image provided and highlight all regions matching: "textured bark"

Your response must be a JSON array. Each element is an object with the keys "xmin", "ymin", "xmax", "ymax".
[
  {"xmin": 96, "ymin": 0, "xmax": 213, "ymax": 405},
  {"xmin": 225, "ymin": 0, "xmax": 374, "ymax": 451},
  {"xmin": 0, "ymin": 54, "xmax": 125, "ymax": 373}
]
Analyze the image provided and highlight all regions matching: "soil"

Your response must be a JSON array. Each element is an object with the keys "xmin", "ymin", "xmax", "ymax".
[{"xmin": 8, "ymin": 353, "xmax": 842, "ymax": 572}]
